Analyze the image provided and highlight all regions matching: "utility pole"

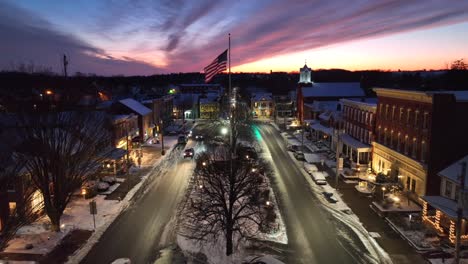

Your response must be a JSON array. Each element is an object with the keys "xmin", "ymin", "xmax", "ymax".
[
  {"xmin": 455, "ymin": 161, "xmax": 467, "ymax": 264},
  {"xmin": 160, "ymin": 120, "xmax": 165, "ymax": 155},
  {"xmin": 335, "ymin": 130, "xmax": 343, "ymax": 190},
  {"xmin": 63, "ymin": 54, "xmax": 68, "ymax": 77}
]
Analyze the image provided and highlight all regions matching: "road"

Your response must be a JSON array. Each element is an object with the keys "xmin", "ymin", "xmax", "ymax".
[
  {"xmin": 256, "ymin": 123, "xmax": 382, "ymax": 264},
  {"xmin": 81, "ymin": 133, "xmax": 207, "ymax": 264}
]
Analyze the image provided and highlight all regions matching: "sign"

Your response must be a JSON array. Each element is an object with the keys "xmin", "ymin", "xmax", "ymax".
[
  {"xmin": 338, "ymin": 157, "xmax": 344, "ymax": 170},
  {"xmin": 89, "ymin": 200, "xmax": 97, "ymax": 215}
]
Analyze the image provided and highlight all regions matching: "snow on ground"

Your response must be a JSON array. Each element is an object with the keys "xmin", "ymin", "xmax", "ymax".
[
  {"xmin": 280, "ymin": 130, "xmax": 392, "ymax": 264},
  {"xmin": 177, "ymin": 234, "xmax": 247, "ymax": 264}
]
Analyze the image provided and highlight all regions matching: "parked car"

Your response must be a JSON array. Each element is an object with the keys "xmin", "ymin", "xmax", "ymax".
[
  {"xmin": 111, "ymin": 258, "xmax": 131, "ymax": 264},
  {"xmin": 323, "ymin": 192, "xmax": 338, "ymax": 203},
  {"xmin": 97, "ymin": 182, "xmax": 110, "ymax": 192},
  {"xmin": 101, "ymin": 176, "xmax": 116, "ymax": 185},
  {"xmin": 422, "ymin": 250, "xmax": 453, "ymax": 259},
  {"xmin": 184, "ymin": 148, "xmax": 194, "ymax": 159},
  {"xmin": 293, "ymin": 151, "xmax": 305, "ymax": 161},
  {"xmin": 177, "ymin": 135, "xmax": 187, "ymax": 144},
  {"xmin": 195, "ymin": 135, "xmax": 204, "ymax": 141},
  {"xmin": 287, "ymin": 144, "xmax": 300, "ymax": 152},
  {"xmin": 242, "ymin": 255, "xmax": 285, "ymax": 264},
  {"xmin": 311, "ymin": 171, "xmax": 327, "ymax": 185}
]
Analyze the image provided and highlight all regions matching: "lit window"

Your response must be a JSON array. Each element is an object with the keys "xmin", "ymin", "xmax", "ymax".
[
  {"xmin": 412, "ymin": 138, "xmax": 417, "ymax": 158},
  {"xmin": 421, "ymin": 140, "xmax": 426, "ymax": 162},
  {"xmin": 399, "ymin": 107, "xmax": 404, "ymax": 122},
  {"xmin": 406, "ymin": 109, "xmax": 411, "ymax": 124},
  {"xmin": 404, "ymin": 135, "xmax": 409, "ymax": 155},
  {"xmin": 390, "ymin": 130, "xmax": 394, "ymax": 148},
  {"xmin": 415, "ymin": 110, "xmax": 419, "ymax": 127},
  {"xmin": 392, "ymin": 106, "xmax": 396, "ymax": 120}
]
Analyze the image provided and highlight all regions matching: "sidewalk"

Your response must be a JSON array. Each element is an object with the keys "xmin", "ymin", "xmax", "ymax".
[
  {"xmin": 274, "ymin": 121, "xmax": 426, "ymax": 263},
  {"xmin": 0, "ymin": 134, "xmax": 181, "ymax": 263}
]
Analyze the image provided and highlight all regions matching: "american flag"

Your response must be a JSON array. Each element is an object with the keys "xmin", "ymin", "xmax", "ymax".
[{"xmin": 204, "ymin": 49, "xmax": 228, "ymax": 83}]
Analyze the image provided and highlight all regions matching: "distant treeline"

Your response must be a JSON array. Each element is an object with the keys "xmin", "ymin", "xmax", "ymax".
[{"xmin": 1, "ymin": 68, "xmax": 467, "ymax": 99}]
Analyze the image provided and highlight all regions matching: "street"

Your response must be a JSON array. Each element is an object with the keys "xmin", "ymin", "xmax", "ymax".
[
  {"xmin": 256, "ymin": 123, "xmax": 385, "ymax": 264},
  {"xmin": 81, "ymin": 134, "xmax": 204, "ymax": 264}
]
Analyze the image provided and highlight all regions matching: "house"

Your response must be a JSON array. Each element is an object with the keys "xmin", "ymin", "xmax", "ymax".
[
  {"xmin": 116, "ymin": 98, "xmax": 153, "ymax": 143},
  {"xmin": 199, "ymin": 94, "xmax": 220, "ymax": 119},
  {"xmin": 372, "ymin": 88, "xmax": 468, "ymax": 199},
  {"xmin": 142, "ymin": 95, "xmax": 174, "ymax": 135},
  {"xmin": 422, "ymin": 155, "xmax": 468, "ymax": 244},
  {"xmin": 251, "ymin": 93, "xmax": 274, "ymax": 118},
  {"xmin": 173, "ymin": 93, "xmax": 200, "ymax": 120}
]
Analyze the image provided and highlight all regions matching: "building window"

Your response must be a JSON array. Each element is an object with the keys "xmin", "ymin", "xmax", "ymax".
[
  {"xmin": 421, "ymin": 140, "xmax": 426, "ymax": 162},
  {"xmin": 414, "ymin": 110, "xmax": 419, "ymax": 127},
  {"xmin": 392, "ymin": 105, "xmax": 396, "ymax": 120},
  {"xmin": 445, "ymin": 180, "xmax": 453, "ymax": 198},
  {"xmin": 378, "ymin": 126, "xmax": 382, "ymax": 142},
  {"xmin": 369, "ymin": 113, "xmax": 373, "ymax": 124},
  {"xmin": 406, "ymin": 109, "xmax": 411, "ymax": 124},
  {"xmin": 423, "ymin": 112, "xmax": 429, "ymax": 129},
  {"xmin": 254, "ymin": 102, "xmax": 258, "ymax": 108},
  {"xmin": 383, "ymin": 128, "xmax": 388, "ymax": 145},
  {"xmin": 404, "ymin": 135, "xmax": 409, "ymax": 155},
  {"xmin": 390, "ymin": 130, "xmax": 394, "ymax": 148},
  {"xmin": 365, "ymin": 112, "xmax": 369, "ymax": 125},
  {"xmin": 411, "ymin": 179, "xmax": 416, "ymax": 192},
  {"xmin": 412, "ymin": 138, "xmax": 417, "ymax": 158},
  {"xmin": 399, "ymin": 107, "xmax": 404, "ymax": 122},
  {"xmin": 379, "ymin": 105, "xmax": 383, "ymax": 118},
  {"xmin": 369, "ymin": 132, "xmax": 372, "ymax": 144},
  {"xmin": 397, "ymin": 133, "xmax": 401, "ymax": 151},
  {"xmin": 406, "ymin": 176, "xmax": 411, "ymax": 190},
  {"xmin": 385, "ymin": 104, "xmax": 389, "ymax": 119}
]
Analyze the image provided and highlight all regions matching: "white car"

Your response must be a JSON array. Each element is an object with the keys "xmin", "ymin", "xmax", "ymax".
[{"xmin": 111, "ymin": 258, "xmax": 131, "ymax": 264}]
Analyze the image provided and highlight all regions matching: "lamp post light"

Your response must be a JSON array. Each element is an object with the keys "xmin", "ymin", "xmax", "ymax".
[
  {"xmin": 381, "ymin": 186, "xmax": 386, "ymax": 201},
  {"xmin": 221, "ymin": 127, "xmax": 228, "ymax": 136}
]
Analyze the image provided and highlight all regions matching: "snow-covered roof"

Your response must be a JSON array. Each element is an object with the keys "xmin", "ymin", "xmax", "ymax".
[
  {"xmin": 119, "ymin": 98, "xmax": 152, "ymax": 116},
  {"xmin": 341, "ymin": 134, "xmax": 371, "ymax": 151},
  {"xmin": 310, "ymin": 123, "xmax": 333, "ymax": 135},
  {"xmin": 318, "ymin": 112, "xmax": 330, "ymax": 121},
  {"xmin": 438, "ymin": 154, "xmax": 468, "ymax": 187},
  {"xmin": 422, "ymin": 196, "xmax": 468, "ymax": 219},
  {"xmin": 112, "ymin": 114, "xmax": 131, "ymax": 122},
  {"xmin": 252, "ymin": 93, "xmax": 273, "ymax": 101},
  {"xmin": 341, "ymin": 98, "xmax": 378, "ymax": 107},
  {"xmin": 174, "ymin": 93, "xmax": 200, "ymax": 104},
  {"xmin": 200, "ymin": 97, "xmax": 218, "ymax": 104},
  {"xmin": 312, "ymin": 100, "xmax": 341, "ymax": 112},
  {"xmin": 302, "ymin": 83, "xmax": 364, "ymax": 98}
]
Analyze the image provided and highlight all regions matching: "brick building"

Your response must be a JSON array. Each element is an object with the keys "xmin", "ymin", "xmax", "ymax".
[
  {"xmin": 372, "ymin": 88, "xmax": 468, "ymax": 198},
  {"xmin": 341, "ymin": 99, "xmax": 377, "ymax": 171}
]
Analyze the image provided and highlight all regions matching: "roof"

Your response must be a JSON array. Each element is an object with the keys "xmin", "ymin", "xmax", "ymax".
[
  {"xmin": 112, "ymin": 114, "xmax": 131, "ymax": 122},
  {"xmin": 438, "ymin": 154, "xmax": 468, "ymax": 188},
  {"xmin": 252, "ymin": 93, "xmax": 273, "ymax": 101},
  {"xmin": 422, "ymin": 196, "xmax": 468, "ymax": 219},
  {"xmin": 302, "ymin": 83, "xmax": 364, "ymax": 98},
  {"xmin": 119, "ymin": 98, "xmax": 152, "ymax": 116},
  {"xmin": 200, "ymin": 97, "xmax": 218, "ymax": 104},
  {"xmin": 341, "ymin": 134, "xmax": 371, "ymax": 151},
  {"xmin": 310, "ymin": 123, "xmax": 333, "ymax": 135}
]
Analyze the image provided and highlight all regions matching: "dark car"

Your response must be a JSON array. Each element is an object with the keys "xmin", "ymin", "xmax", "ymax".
[
  {"xmin": 293, "ymin": 151, "xmax": 305, "ymax": 161},
  {"xmin": 177, "ymin": 135, "xmax": 187, "ymax": 144},
  {"xmin": 184, "ymin": 148, "xmax": 194, "ymax": 159},
  {"xmin": 422, "ymin": 250, "xmax": 453, "ymax": 259},
  {"xmin": 195, "ymin": 135, "xmax": 204, "ymax": 141}
]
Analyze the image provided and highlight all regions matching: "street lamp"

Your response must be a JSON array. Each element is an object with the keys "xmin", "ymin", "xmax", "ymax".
[
  {"xmin": 381, "ymin": 186, "xmax": 386, "ymax": 200},
  {"xmin": 221, "ymin": 127, "xmax": 228, "ymax": 136}
]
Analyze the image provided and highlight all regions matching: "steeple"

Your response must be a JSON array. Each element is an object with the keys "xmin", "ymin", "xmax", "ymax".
[{"xmin": 299, "ymin": 62, "xmax": 312, "ymax": 84}]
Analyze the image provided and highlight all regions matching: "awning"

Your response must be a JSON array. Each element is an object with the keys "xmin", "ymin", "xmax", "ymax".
[
  {"xmin": 422, "ymin": 196, "xmax": 468, "ymax": 219},
  {"xmin": 310, "ymin": 123, "xmax": 333, "ymax": 135},
  {"xmin": 340, "ymin": 134, "xmax": 372, "ymax": 151}
]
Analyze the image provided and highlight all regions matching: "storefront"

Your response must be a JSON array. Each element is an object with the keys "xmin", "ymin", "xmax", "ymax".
[
  {"xmin": 422, "ymin": 196, "xmax": 468, "ymax": 244},
  {"xmin": 341, "ymin": 134, "xmax": 372, "ymax": 171},
  {"xmin": 310, "ymin": 123, "xmax": 333, "ymax": 147}
]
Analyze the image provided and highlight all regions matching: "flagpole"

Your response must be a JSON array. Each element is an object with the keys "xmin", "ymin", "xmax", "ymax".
[{"xmin": 228, "ymin": 33, "xmax": 233, "ymax": 152}]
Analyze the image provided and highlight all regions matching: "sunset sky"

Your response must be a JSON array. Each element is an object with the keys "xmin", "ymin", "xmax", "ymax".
[{"xmin": 1, "ymin": 0, "xmax": 468, "ymax": 75}]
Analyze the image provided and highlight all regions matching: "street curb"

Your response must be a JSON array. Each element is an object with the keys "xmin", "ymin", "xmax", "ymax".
[{"xmin": 65, "ymin": 144, "xmax": 178, "ymax": 264}]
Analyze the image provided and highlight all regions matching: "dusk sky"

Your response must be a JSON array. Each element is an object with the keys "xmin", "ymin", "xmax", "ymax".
[{"xmin": 1, "ymin": 0, "xmax": 468, "ymax": 75}]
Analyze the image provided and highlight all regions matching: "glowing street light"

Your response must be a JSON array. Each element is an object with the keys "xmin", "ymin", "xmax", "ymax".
[
  {"xmin": 381, "ymin": 186, "xmax": 386, "ymax": 200},
  {"xmin": 202, "ymin": 162, "xmax": 207, "ymax": 166},
  {"xmin": 266, "ymin": 201, "xmax": 271, "ymax": 206},
  {"xmin": 221, "ymin": 127, "xmax": 228, "ymax": 135}
]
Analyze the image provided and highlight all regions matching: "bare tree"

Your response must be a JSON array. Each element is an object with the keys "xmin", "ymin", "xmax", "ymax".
[
  {"xmin": 10, "ymin": 111, "xmax": 112, "ymax": 232},
  {"xmin": 451, "ymin": 59, "xmax": 467, "ymax": 70},
  {"xmin": 182, "ymin": 147, "xmax": 274, "ymax": 256}
]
